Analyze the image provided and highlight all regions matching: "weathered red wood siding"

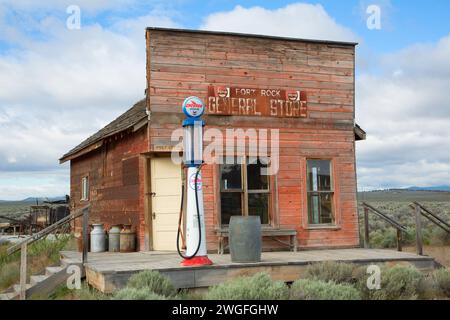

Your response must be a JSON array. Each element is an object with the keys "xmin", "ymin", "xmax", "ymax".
[
  {"xmin": 146, "ymin": 29, "xmax": 359, "ymax": 251},
  {"xmin": 70, "ymin": 128, "xmax": 148, "ymax": 250}
]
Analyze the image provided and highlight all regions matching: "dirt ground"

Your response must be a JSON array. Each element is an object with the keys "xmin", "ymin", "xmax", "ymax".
[{"xmin": 403, "ymin": 245, "xmax": 450, "ymax": 267}]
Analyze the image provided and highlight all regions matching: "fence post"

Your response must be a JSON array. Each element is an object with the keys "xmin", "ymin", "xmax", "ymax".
[
  {"xmin": 20, "ymin": 242, "xmax": 27, "ymax": 300},
  {"xmin": 415, "ymin": 203, "xmax": 423, "ymax": 256},
  {"xmin": 364, "ymin": 206, "xmax": 370, "ymax": 249},
  {"xmin": 396, "ymin": 229, "xmax": 402, "ymax": 252},
  {"xmin": 82, "ymin": 207, "xmax": 89, "ymax": 264}
]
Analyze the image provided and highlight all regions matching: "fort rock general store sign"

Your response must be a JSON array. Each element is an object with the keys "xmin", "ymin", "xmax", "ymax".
[{"xmin": 207, "ymin": 86, "xmax": 307, "ymax": 118}]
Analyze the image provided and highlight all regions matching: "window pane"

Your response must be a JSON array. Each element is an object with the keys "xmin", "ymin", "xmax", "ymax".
[
  {"xmin": 307, "ymin": 160, "xmax": 332, "ymax": 191},
  {"xmin": 308, "ymin": 193, "xmax": 334, "ymax": 224},
  {"xmin": 247, "ymin": 158, "xmax": 269, "ymax": 190},
  {"xmin": 220, "ymin": 163, "xmax": 242, "ymax": 190},
  {"xmin": 220, "ymin": 192, "xmax": 242, "ymax": 225},
  {"xmin": 82, "ymin": 177, "xmax": 88, "ymax": 200},
  {"xmin": 319, "ymin": 193, "xmax": 333, "ymax": 224},
  {"xmin": 308, "ymin": 194, "xmax": 319, "ymax": 224},
  {"xmin": 248, "ymin": 193, "xmax": 269, "ymax": 224}
]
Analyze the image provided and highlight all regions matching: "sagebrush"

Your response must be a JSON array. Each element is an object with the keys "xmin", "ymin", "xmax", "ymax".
[
  {"xmin": 359, "ymin": 265, "xmax": 423, "ymax": 300},
  {"xmin": 433, "ymin": 268, "xmax": 450, "ymax": 297},
  {"xmin": 205, "ymin": 273, "xmax": 289, "ymax": 300},
  {"xmin": 304, "ymin": 261, "xmax": 355, "ymax": 284},
  {"xmin": 126, "ymin": 270, "xmax": 176, "ymax": 297},
  {"xmin": 114, "ymin": 288, "xmax": 168, "ymax": 300},
  {"xmin": 290, "ymin": 279, "xmax": 361, "ymax": 300}
]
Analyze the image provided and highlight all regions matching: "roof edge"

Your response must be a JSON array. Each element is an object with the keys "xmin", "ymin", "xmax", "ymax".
[
  {"xmin": 59, "ymin": 140, "xmax": 103, "ymax": 164},
  {"xmin": 354, "ymin": 123, "xmax": 367, "ymax": 141},
  {"xmin": 59, "ymin": 121, "xmax": 148, "ymax": 164},
  {"xmin": 60, "ymin": 99, "xmax": 147, "ymax": 163},
  {"xmin": 146, "ymin": 27, "xmax": 358, "ymax": 47}
]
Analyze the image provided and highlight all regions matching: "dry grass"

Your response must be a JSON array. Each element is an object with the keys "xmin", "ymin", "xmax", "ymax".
[
  {"xmin": 0, "ymin": 236, "xmax": 75, "ymax": 292},
  {"xmin": 403, "ymin": 245, "xmax": 450, "ymax": 267},
  {"xmin": 30, "ymin": 282, "xmax": 110, "ymax": 300}
]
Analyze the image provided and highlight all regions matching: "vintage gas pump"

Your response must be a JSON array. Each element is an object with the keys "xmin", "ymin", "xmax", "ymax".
[{"xmin": 178, "ymin": 96, "xmax": 213, "ymax": 267}]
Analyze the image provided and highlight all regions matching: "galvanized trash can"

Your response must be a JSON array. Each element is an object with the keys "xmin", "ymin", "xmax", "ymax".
[
  {"xmin": 229, "ymin": 216, "xmax": 262, "ymax": 263},
  {"xmin": 108, "ymin": 225, "xmax": 121, "ymax": 252}
]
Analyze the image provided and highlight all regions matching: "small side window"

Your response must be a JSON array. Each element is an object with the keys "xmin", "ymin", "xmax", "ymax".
[{"xmin": 81, "ymin": 176, "xmax": 89, "ymax": 201}]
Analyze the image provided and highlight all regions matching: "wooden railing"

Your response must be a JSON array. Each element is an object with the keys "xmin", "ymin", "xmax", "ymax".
[
  {"xmin": 362, "ymin": 202, "xmax": 408, "ymax": 252},
  {"xmin": 6, "ymin": 205, "xmax": 89, "ymax": 300},
  {"xmin": 409, "ymin": 202, "xmax": 450, "ymax": 256}
]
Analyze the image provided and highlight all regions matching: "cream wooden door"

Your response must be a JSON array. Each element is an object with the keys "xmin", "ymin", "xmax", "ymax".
[{"xmin": 151, "ymin": 157, "xmax": 182, "ymax": 251}]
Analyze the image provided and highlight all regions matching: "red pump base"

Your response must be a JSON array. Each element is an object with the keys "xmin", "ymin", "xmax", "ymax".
[{"xmin": 181, "ymin": 256, "xmax": 213, "ymax": 267}]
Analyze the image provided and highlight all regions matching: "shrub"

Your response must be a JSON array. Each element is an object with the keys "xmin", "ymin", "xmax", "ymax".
[
  {"xmin": 416, "ymin": 274, "xmax": 440, "ymax": 300},
  {"xmin": 430, "ymin": 229, "xmax": 450, "ymax": 246},
  {"xmin": 126, "ymin": 270, "xmax": 176, "ymax": 297},
  {"xmin": 433, "ymin": 268, "xmax": 450, "ymax": 297},
  {"xmin": 368, "ymin": 265, "xmax": 423, "ymax": 300},
  {"xmin": 304, "ymin": 261, "xmax": 354, "ymax": 284},
  {"xmin": 114, "ymin": 287, "xmax": 167, "ymax": 300},
  {"xmin": 370, "ymin": 229, "xmax": 397, "ymax": 248},
  {"xmin": 0, "ymin": 236, "xmax": 73, "ymax": 292},
  {"xmin": 205, "ymin": 273, "xmax": 289, "ymax": 300},
  {"xmin": 290, "ymin": 279, "xmax": 361, "ymax": 300},
  {"xmin": 0, "ymin": 261, "xmax": 20, "ymax": 291}
]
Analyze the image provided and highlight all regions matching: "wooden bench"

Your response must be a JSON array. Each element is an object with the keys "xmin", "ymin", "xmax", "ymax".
[{"xmin": 215, "ymin": 228, "xmax": 298, "ymax": 254}]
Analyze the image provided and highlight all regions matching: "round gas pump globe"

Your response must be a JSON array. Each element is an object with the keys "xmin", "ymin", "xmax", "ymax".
[
  {"xmin": 188, "ymin": 172, "xmax": 203, "ymax": 191},
  {"xmin": 182, "ymin": 96, "xmax": 205, "ymax": 118}
]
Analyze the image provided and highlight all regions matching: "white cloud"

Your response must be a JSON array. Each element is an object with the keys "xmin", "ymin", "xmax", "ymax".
[
  {"xmin": 0, "ymin": 6, "xmax": 178, "ymax": 199},
  {"xmin": 1, "ymin": 1, "xmax": 449, "ymax": 199},
  {"xmin": 0, "ymin": 0, "xmax": 135, "ymax": 14},
  {"xmin": 356, "ymin": 35, "xmax": 450, "ymax": 189},
  {"xmin": 0, "ymin": 169, "xmax": 69, "ymax": 200},
  {"xmin": 201, "ymin": 3, "xmax": 357, "ymax": 42}
]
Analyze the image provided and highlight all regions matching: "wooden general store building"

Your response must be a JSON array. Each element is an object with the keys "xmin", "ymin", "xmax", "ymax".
[{"xmin": 60, "ymin": 28, "xmax": 366, "ymax": 254}]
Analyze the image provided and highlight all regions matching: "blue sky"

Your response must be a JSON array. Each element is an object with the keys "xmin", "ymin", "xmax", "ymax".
[
  {"xmin": 1, "ymin": 1, "xmax": 450, "ymax": 199},
  {"xmin": 2, "ymin": 1, "xmax": 450, "ymax": 54}
]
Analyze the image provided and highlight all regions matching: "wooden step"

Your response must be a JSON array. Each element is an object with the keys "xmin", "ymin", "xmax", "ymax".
[
  {"xmin": 0, "ymin": 292, "xmax": 18, "ymax": 300},
  {"xmin": 13, "ymin": 284, "xmax": 32, "ymax": 293},
  {"xmin": 60, "ymin": 258, "xmax": 79, "ymax": 267},
  {"xmin": 1, "ymin": 253, "xmax": 84, "ymax": 300},
  {"xmin": 30, "ymin": 275, "xmax": 48, "ymax": 286},
  {"xmin": 46, "ymin": 266, "xmax": 64, "ymax": 276}
]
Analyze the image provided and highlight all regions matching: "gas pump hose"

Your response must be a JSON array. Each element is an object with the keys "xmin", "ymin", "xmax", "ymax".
[{"xmin": 176, "ymin": 165, "xmax": 202, "ymax": 260}]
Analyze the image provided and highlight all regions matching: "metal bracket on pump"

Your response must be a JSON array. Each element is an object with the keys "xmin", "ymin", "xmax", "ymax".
[{"xmin": 178, "ymin": 96, "xmax": 213, "ymax": 267}]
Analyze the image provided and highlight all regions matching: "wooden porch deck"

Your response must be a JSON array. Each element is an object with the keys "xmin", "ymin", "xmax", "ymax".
[{"xmin": 61, "ymin": 249, "xmax": 437, "ymax": 293}]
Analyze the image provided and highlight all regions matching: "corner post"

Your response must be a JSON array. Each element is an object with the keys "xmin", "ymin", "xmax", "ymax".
[
  {"xmin": 364, "ymin": 206, "xmax": 370, "ymax": 249},
  {"xmin": 82, "ymin": 207, "xmax": 89, "ymax": 264},
  {"xmin": 396, "ymin": 229, "xmax": 402, "ymax": 252},
  {"xmin": 414, "ymin": 203, "xmax": 423, "ymax": 256},
  {"xmin": 19, "ymin": 242, "xmax": 27, "ymax": 300}
]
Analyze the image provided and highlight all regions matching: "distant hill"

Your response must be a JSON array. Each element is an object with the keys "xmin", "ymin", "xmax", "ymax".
[
  {"xmin": 406, "ymin": 186, "xmax": 450, "ymax": 191},
  {"xmin": 0, "ymin": 196, "xmax": 66, "ymax": 203},
  {"xmin": 358, "ymin": 189, "xmax": 450, "ymax": 202}
]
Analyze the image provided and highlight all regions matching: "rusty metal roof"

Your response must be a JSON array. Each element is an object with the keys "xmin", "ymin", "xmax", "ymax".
[{"xmin": 60, "ymin": 99, "xmax": 147, "ymax": 163}]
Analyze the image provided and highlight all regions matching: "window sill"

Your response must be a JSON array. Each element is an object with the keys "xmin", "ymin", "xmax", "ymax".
[
  {"xmin": 306, "ymin": 225, "xmax": 341, "ymax": 231},
  {"xmin": 216, "ymin": 225, "xmax": 274, "ymax": 232}
]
